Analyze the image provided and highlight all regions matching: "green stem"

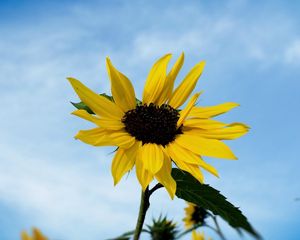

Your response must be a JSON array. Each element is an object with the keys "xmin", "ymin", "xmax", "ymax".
[
  {"xmin": 175, "ymin": 223, "xmax": 202, "ymax": 239},
  {"xmin": 133, "ymin": 187, "xmax": 150, "ymax": 240},
  {"xmin": 176, "ymin": 213, "xmax": 227, "ymax": 240},
  {"xmin": 212, "ymin": 216, "xmax": 227, "ymax": 240}
]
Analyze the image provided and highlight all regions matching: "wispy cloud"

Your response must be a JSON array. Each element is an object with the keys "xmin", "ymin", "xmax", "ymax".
[
  {"xmin": 0, "ymin": 141, "xmax": 141, "ymax": 239},
  {"xmin": 284, "ymin": 39, "xmax": 300, "ymax": 64}
]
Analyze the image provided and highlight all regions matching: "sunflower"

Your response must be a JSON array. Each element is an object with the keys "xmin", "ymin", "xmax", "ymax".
[
  {"xmin": 183, "ymin": 202, "xmax": 208, "ymax": 228},
  {"xmin": 68, "ymin": 53, "xmax": 248, "ymax": 199},
  {"xmin": 192, "ymin": 230, "xmax": 212, "ymax": 240},
  {"xmin": 21, "ymin": 228, "xmax": 48, "ymax": 240}
]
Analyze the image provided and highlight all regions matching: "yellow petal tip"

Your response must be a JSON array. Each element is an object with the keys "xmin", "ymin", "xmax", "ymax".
[
  {"xmin": 74, "ymin": 133, "xmax": 80, "ymax": 140},
  {"xmin": 67, "ymin": 77, "xmax": 77, "ymax": 82},
  {"xmin": 198, "ymin": 60, "xmax": 206, "ymax": 68},
  {"xmin": 178, "ymin": 52, "xmax": 185, "ymax": 62},
  {"xmin": 71, "ymin": 109, "xmax": 82, "ymax": 115}
]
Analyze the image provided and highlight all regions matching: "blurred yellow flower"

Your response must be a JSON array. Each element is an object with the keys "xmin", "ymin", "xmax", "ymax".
[
  {"xmin": 192, "ymin": 230, "xmax": 212, "ymax": 240},
  {"xmin": 183, "ymin": 202, "xmax": 208, "ymax": 228},
  {"xmin": 69, "ymin": 53, "xmax": 248, "ymax": 198},
  {"xmin": 21, "ymin": 228, "xmax": 48, "ymax": 240}
]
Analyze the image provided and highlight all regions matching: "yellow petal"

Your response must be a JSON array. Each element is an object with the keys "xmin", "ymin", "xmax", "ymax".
[
  {"xmin": 189, "ymin": 102, "xmax": 240, "ymax": 118},
  {"xmin": 176, "ymin": 161, "xmax": 204, "ymax": 184},
  {"xmin": 109, "ymin": 131, "xmax": 135, "ymax": 149},
  {"xmin": 97, "ymin": 118, "xmax": 125, "ymax": 130},
  {"xmin": 142, "ymin": 54, "xmax": 172, "ymax": 105},
  {"xmin": 198, "ymin": 157, "xmax": 219, "ymax": 177},
  {"xmin": 68, "ymin": 77, "xmax": 123, "ymax": 119},
  {"xmin": 175, "ymin": 134, "xmax": 237, "ymax": 160},
  {"xmin": 164, "ymin": 52, "xmax": 185, "ymax": 102},
  {"xmin": 75, "ymin": 128, "xmax": 114, "ymax": 146},
  {"xmin": 136, "ymin": 147, "xmax": 154, "ymax": 190},
  {"xmin": 192, "ymin": 231, "xmax": 197, "ymax": 240},
  {"xmin": 166, "ymin": 142, "xmax": 204, "ymax": 183},
  {"xmin": 168, "ymin": 61, "xmax": 205, "ymax": 108},
  {"xmin": 33, "ymin": 228, "xmax": 48, "ymax": 240},
  {"xmin": 72, "ymin": 109, "xmax": 101, "ymax": 125},
  {"xmin": 111, "ymin": 142, "xmax": 139, "ymax": 185},
  {"xmin": 177, "ymin": 93, "xmax": 201, "ymax": 127},
  {"xmin": 21, "ymin": 232, "xmax": 31, "ymax": 240},
  {"xmin": 184, "ymin": 123, "xmax": 249, "ymax": 140},
  {"xmin": 166, "ymin": 141, "xmax": 201, "ymax": 165},
  {"xmin": 106, "ymin": 58, "xmax": 136, "ymax": 112},
  {"xmin": 140, "ymin": 143, "xmax": 164, "ymax": 174},
  {"xmin": 192, "ymin": 231, "xmax": 206, "ymax": 240},
  {"xmin": 155, "ymin": 153, "xmax": 176, "ymax": 199},
  {"xmin": 183, "ymin": 118, "xmax": 227, "ymax": 129}
]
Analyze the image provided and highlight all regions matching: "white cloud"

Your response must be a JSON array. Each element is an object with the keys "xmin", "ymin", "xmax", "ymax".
[
  {"xmin": 284, "ymin": 39, "xmax": 300, "ymax": 64},
  {"xmin": 0, "ymin": 141, "xmax": 141, "ymax": 239}
]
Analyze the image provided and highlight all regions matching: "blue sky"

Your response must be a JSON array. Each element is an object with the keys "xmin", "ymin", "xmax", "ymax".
[{"xmin": 0, "ymin": 0, "xmax": 300, "ymax": 239}]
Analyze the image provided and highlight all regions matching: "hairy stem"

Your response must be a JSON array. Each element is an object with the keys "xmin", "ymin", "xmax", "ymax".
[{"xmin": 133, "ymin": 187, "xmax": 150, "ymax": 240}]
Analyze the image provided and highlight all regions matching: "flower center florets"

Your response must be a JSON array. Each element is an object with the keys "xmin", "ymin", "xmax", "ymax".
[
  {"xmin": 122, "ymin": 103, "xmax": 182, "ymax": 146},
  {"xmin": 191, "ymin": 206, "xmax": 208, "ymax": 225}
]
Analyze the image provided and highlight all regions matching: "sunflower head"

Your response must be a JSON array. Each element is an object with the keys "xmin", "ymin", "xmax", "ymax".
[
  {"xmin": 147, "ymin": 215, "xmax": 178, "ymax": 240},
  {"xmin": 68, "ymin": 53, "xmax": 249, "ymax": 199},
  {"xmin": 122, "ymin": 103, "xmax": 182, "ymax": 146},
  {"xmin": 183, "ymin": 202, "xmax": 208, "ymax": 228},
  {"xmin": 21, "ymin": 228, "xmax": 48, "ymax": 240}
]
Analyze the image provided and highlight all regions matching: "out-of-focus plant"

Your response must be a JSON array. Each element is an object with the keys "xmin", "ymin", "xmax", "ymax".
[{"xmin": 147, "ymin": 215, "xmax": 178, "ymax": 240}]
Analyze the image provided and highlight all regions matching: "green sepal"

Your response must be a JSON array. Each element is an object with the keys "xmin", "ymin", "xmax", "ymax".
[
  {"xmin": 71, "ymin": 101, "xmax": 94, "ymax": 114},
  {"xmin": 171, "ymin": 168, "xmax": 262, "ymax": 239},
  {"xmin": 71, "ymin": 93, "xmax": 142, "ymax": 114},
  {"xmin": 71, "ymin": 93, "xmax": 113, "ymax": 114},
  {"xmin": 146, "ymin": 215, "xmax": 178, "ymax": 240}
]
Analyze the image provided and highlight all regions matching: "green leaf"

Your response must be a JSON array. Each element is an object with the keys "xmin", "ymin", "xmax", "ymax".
[{"xmin": 171, "ymin": 168, "xmax": 262, "ymax": 239}]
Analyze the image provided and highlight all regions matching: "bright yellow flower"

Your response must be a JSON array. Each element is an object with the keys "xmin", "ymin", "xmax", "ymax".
[
  {"xmin": 21, "ymin": 228, "xmax": 48, "ymax": 240},
  {"xmin": 183, "ymin": 202, "xmax": 207, "ymax": 228},
  {"xmin": 68, "ymin": 53, "xmax": 248, "ymax": 199},
  {"xmin": 192, "ymin": 230, "xmax": 212, "ymax": 240}
]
